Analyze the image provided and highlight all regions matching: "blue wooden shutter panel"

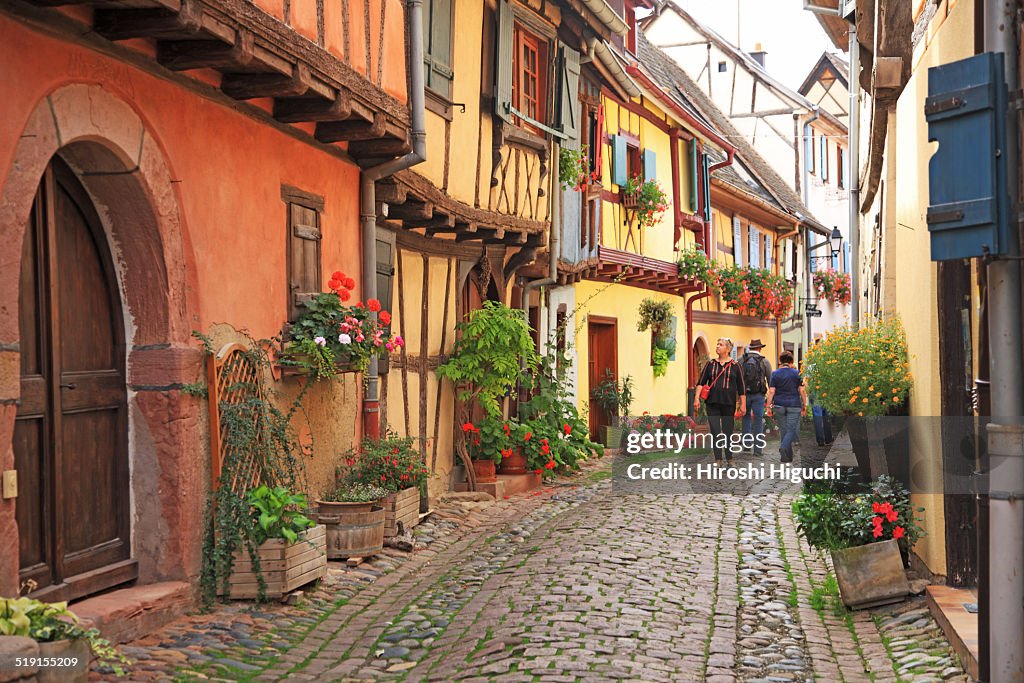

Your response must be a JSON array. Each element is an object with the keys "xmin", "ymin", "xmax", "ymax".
[
  {"xmin": 733, "ymin": 217, "xmax": 743, "ymax": 266},
  {"xmin": 611, "ymin": 135, "xmax": 628, "ymax": 186},
  {"xmin": 643, "ymin": 149, "xmax": 657, "ymax": 182},
  {"xmin": 494, "ymin": 0, "xmax": 514, "ymax": 122},
  {"xmin": 558, "ymin": 45, "xmax": 581, "ymax": 142},
  {"xmin": 926, "ymin": 52, "xmax": 1010, "ymax": 260},
  {"xmin": 819, "ymin": 136, "xmax": 828, "ymax": 182}
]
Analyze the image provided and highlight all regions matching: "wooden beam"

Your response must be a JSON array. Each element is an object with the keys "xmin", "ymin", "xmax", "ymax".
[
  {"xmin": 348, "ymin": 136, "xmax": 413, "ymax": 159},
  {"xmin": 376, "ymin": 183, "xmax": 408, "ymax": 205},
  {"xmin": 315, "ymin": 111, "xmax": 386, "ymax": 143},
  {"xmin": 222, "ymin": 63, "xmax": 312, "ymax": 99},
  {"xmin": 388, "ymin": 202, "xmax": 434, "ymax": 222},
  {"xmin": 157, "ymin": 31, "xmax": 254, "ymax": 70},
  {"xmin": 94, "ymin": 2, "xmax": 203, "ymax": 40},
  {"xmin": 273, "ymin": 92, "xmax": 352, "ymax": 123}
]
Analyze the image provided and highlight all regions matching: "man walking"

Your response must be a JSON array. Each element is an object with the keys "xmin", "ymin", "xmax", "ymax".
[{"xmin": 741, "ymin": 339, "xmax": 772, "ymax": 456}]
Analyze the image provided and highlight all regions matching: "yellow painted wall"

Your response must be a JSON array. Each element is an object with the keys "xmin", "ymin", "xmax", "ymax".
[{"xmin": 888, "ymin": 0, "xmax": 974, "ymax": 576}]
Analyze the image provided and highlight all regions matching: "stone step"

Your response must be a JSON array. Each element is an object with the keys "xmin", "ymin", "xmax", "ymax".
[{"xmin": 73, "ymin": 581, "xmax": 192, "ymax": 645}]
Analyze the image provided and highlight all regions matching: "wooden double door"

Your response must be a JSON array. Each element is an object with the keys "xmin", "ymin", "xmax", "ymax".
[{"xmin": 15, "ymin": 157, "xmax": 136, "ymax": 600}]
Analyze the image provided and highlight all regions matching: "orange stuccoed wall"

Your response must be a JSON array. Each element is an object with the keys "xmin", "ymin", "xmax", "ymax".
[{"xmin": 0, "ymin": 16, "xmax": 370, "ymax": 596}]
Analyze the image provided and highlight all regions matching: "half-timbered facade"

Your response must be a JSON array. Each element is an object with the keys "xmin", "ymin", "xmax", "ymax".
[
  {"xmin": 0, "ymin": 0, "xmax": 409, "ymax": 621},
  {"xmin": 373, "ymin": 0, "xmax": 631, "ymax": 488}
]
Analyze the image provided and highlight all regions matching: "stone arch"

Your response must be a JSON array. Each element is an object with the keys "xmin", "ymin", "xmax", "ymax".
[{"xmin": 0, "ymin": 84, "xmax": 204, "ymax": 594}]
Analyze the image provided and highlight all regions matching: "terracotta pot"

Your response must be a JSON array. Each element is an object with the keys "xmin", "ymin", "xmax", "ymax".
[
  {"xmin": 498, "ymin": 447, "xmax": 528, "ymax": 475},
  {"xmin": 37, "ymin": 637, "xmax": 90, "ymax": 683},
  {"xmin": 830, "ymin": 538, "xmax": 909, "ymax": 610},
  {"xmin": 472, "ymin": 459, "xmax": 497, "ymax": 483}
]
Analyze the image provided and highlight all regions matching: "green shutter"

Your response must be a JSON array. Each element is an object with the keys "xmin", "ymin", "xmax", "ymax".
[
  {"xmin": 611, "ymin": 135, "xmax": 628, "ymax": 186},
  {"xmin": 494, "ymin": 0, "xmax": 513, "ymax": 122},
  {"xmin": 643, "ymin": 149, "xmax": 657, "ymax": 182},
  {"xmin": 424, "ymin": 0, "xmax": 453, "ymax": 98},
  {"xmin": 557, "ymin": 45, "xmax": 581, "ymax": 142},
  {"xmin": 701, "ymin": 153, "xmax": 711, "ymax": 221}
]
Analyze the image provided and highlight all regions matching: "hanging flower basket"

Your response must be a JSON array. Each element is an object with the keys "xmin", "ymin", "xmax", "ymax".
[
  {"xmin": 675, "ymin": 249, "xmax": 794, "ymax": 318},
  {"xmin": 622, "ymin": 175, "xmax": 668, "ymax": 227},
  {"xmin": 813, "ymin": 269, "xmax": 852, "ymax": 305}
]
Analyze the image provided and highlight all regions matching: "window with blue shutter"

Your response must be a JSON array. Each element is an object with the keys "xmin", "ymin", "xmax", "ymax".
[
  {"xmin": 733, "ymin": 216, "xmax": 743, "ymax": 266},
  {"xmin": 556, "ymin": 45, "xmax": 581, "ymax": 141},
  {"xmin": 820, "ymin": 136, "xmax": 828, "ymax": 182},
  {"xmin": 611, "ymin": 135, "xmax": 628, "ymax": 186},
  {"xmin": 494, "ymin": 0, "xmax": 514, "ymax": 122},
  {"xmin": 643, "ymin": 149, "xmax": 657, "ymax": 182}
]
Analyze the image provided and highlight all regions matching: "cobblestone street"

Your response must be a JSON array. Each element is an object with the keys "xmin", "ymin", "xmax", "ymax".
[{"xmin": 90, "ymin": 440, "xmax": 973, "ymax": 683}]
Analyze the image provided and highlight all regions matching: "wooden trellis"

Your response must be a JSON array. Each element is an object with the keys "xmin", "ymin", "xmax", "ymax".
[{"xmin": 207, "ymin": 342, "xmax": 265, "ymax": 493}]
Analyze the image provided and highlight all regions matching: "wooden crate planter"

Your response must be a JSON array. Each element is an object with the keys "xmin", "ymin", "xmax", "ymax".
[
  {"xmin": 221, "ymin": 525, "xmax": 327, "ymax": 599},
  {"xmin": 383, "ymin": 487, "xmax": 420, "ymax": 537}
]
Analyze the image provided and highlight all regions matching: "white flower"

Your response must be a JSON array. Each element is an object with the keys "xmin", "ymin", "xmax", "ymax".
[
  {"xmin": 314, "ymin": 336, "xmax": 327, "ymax": 347},
  {"xmin": 339, "ymin": 333, "xmax": 352, "ymax": 345}
]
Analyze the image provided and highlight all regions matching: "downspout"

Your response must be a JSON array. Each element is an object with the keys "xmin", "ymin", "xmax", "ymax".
[{"xmin": 360, "ymin": 0, "xmax": 427, "ymax": 439}]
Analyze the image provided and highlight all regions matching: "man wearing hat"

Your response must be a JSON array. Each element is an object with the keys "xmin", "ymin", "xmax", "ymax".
[{"xmin": 741, "ymin": 339, "xmax": 773, "ymax": 456}]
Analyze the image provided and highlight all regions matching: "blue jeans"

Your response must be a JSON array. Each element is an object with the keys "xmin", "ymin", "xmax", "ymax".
[
  {"xmin": 812, "ymin": 402, "xmax": 833, "ymax": 444},
  {"xmin": 742, "ymin": 394, "xmax": 766, "ymax": 455},
  {"xmin": 776, "ymin": 405, "xmax": 801, "ymax": 461}
]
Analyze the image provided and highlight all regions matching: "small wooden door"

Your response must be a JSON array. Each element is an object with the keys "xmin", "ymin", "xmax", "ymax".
[
  {"xmin": 15, "ymin": 157, "xmax": 136, "ymax": 601},
  {"xmin": 587, "ymin": 317, "xmax": 617, "ymax": 440}
]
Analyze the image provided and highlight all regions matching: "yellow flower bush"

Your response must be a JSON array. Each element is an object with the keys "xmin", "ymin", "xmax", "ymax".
[{"xmin": 803, "ymin": 317, "xmax": 913, "ymax": 417}]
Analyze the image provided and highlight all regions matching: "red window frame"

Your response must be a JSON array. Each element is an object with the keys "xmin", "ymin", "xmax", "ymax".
[{"xmin": 512, "ymin": 24, "xmax": 547, "ymax": 132}]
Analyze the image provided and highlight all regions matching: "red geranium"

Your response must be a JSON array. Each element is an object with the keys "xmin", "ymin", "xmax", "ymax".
[
  {"xmin": 368, "ymin": 299, "xmax": 382, "ymax": 312},
  {"xmin": 563, "ymin": 423, "xmax": 571, "ymax": 435},
  {"xmin": 892, "ymin": 526, "xmax": 905, "ymax": 540},
  {"xmin": 379, "ymin": 311, "xmax": 392, "ymax": 325}
]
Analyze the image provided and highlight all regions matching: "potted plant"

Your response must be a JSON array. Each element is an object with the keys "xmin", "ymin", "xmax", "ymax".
[
  {"xmin": 622, "ymin": 175, "xmax": 669, "ymax": 227},
  {"xmin": 340, "ymin": 433, "xmax": 429, "ymax": 536},
  {"xmin": 676, "ymin": 251, "xmax": 795, "ymax": 319},
  {"xmin": 813, "ymin": 269, "xmax": 852, "ymax": 305},
  {"xmin": 0, "ymin": 597, "xmax": 130, "ymax": 681},
  {"xmin": 590, "ymin": 370, "xmax": 633, "ymax": 445},
  {"xmin": 281, "ymin": 270, "xmax": 403, "ymax": 379},
  {"xmin": 221, "ymin": 485, "xmax": 326, "ymax": 600},
  {"xmin": 792, "ymin": 475, "xmax": 923, "ymax": 609},
  {"xmin": 316, "ymin": 483, "xmax": 387, "ymax": 559},
  {"xmin": 437, "ymin": 301, "xmax": 537, "ymax": 482},
  {"xmin": 802, "ymin": 317, "xmax": 913, "ymax": 484},
  {"xmin": 558, "ymin": 145, "xmax": 598, "ymax": 191}
]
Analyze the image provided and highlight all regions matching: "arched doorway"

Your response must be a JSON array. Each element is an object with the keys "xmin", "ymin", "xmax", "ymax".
[
  {"xmin": 15, "ymin": 155, "xmax": 134, "ymax": 600},
  {"xmin": 693, "ymin": 336, "xmax": 710, "ymax": 381}
]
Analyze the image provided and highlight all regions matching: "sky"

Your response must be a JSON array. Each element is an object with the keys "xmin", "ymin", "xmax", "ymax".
[{"xmin": 672, "ymin": 0, "xmax": 841, "ymax": 92}]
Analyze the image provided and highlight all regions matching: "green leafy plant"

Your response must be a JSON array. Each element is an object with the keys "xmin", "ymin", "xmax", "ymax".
[
  {"xmin": 340, "ymin": 432, "xmax": 431, "ymax": 492},
  {"xmin": 559, "ymin": 145, "xmax": 596, "ymax": 191},
  {"xmin": 0, "ymin": 598, "xmax": 131, "ymax": 675},
  {"xmin": 246, "ymin": 485, "xmax": 315, "ymax": 545},
  {"xmin": 590, "ymin": 369, "xmax": 633, "ymax": 422},
  {"xmin": 320, "ymin": 482, "xmax": 388, "ymax": 503},
  {"xmin": 437, "ymin": 300, "xmax": 538, "ymax": 419},
  {"xmin": 802, "ymin": 317, "xmax": 912, "ymax": 417},
  {"xmin": 652, "ymin": 347, "xmax": 670, "ymax": 378},
  {"xmin": 622, "ymin": 175, "xmax": 669, "ymax": 228},
  {"xmin": 283, "ymin": 270, "xmax": 402, "ymax": 378},
  {"xmin": 637, "ymin": 298, "xmax": 673, "ymax": 339},
  {"xmin": 792, "ymin": 475, "xmax": 925, "ymax": 552},
  {"xmin": 677, "ymin": 248, "xmax": 716, "ymax": 287}
]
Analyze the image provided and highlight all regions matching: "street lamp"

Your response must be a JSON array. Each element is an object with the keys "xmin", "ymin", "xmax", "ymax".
[{"xmin": 808, "ymin": 226, "xmax": 843, "ymax": 267}]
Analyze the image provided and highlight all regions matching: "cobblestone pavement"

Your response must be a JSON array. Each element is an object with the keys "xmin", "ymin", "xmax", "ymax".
[{"xmin": 93, "ymin": 437, "xmax": 972, "ymax": 682}]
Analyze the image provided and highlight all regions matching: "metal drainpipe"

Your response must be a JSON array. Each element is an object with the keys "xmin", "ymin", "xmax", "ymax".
[
  {"xmin": 984, "ymin": 0, "xmax": 1024, "ymax": 679},
  {"xmin": 360, "ymin": 0, "xmax": 427, "ymax": 440},
  {"xmin": 520, "ymin": 141, "xmax": 561, "ymax": 398}
]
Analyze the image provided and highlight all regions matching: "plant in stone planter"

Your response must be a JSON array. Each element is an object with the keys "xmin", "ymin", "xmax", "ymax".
[
  {"xmin": 792, "ymin": 475, "xmax": 924, "ymax": 609},
  {"xmin": 282, "ymin": 271, "xmax": 403, "ymax": 378},
  {"xmin": 0, "ymin": 597, "xmax": 130, "ymax": 679}
]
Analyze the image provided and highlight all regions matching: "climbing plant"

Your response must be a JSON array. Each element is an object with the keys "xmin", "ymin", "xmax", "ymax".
[{"xmin": 193, "ymin": 331, "xmax": 311, "ymax": 606}]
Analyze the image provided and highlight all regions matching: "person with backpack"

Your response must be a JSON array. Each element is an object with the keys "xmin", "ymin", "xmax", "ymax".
[
  {"xmin": 693, "ymin": 337, "xmax": 746, "ymax": 466},
  {"xmin": 740, "ymin": 339, "xmax": 773, "ymax": 457},
  {"xmin": 766, "ymin": 351, "xmax": 807, "ymax": 463}
]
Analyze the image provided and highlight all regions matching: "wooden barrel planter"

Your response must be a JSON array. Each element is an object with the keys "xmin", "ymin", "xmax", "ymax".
[
  {"xmin": 314, "ymin": 503, "xmax": 385, "ymax": 560},
  {"xmin": 383, "ymin": 487, "xmax": 420, "ymax": 537}
]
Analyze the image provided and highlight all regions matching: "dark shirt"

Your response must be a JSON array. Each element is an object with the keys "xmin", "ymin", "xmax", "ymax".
[
  {"xmin": 698, "ymin": 358, "xmax": 745, "ymax": 406},
  {"xmin": 770, "ymin": 367, "xmax": 803, "ymax": 408}
]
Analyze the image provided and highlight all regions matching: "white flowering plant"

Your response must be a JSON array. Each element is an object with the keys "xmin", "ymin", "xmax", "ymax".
[{"xmin": 282, "ymin": 271, "xmax": 403, "ymax": 379}]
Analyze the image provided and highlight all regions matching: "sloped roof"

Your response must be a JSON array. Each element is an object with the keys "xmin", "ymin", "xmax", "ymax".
[
  {"xmin": 636, "ymin": 32, "xmax": 827, "ymax": 233},
  {"xmin": 798, "ymin": 51, "xmax": 850, "ymax": 95}
]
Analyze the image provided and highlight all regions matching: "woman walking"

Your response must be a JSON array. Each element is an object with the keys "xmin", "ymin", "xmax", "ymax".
[
  {"xmin": 766, "ymin": 351, "xmax": 807, "ymax": 463},
  {"xmin": 694, "ymin": 338, "xmax": 746, "ymax": 465}
]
